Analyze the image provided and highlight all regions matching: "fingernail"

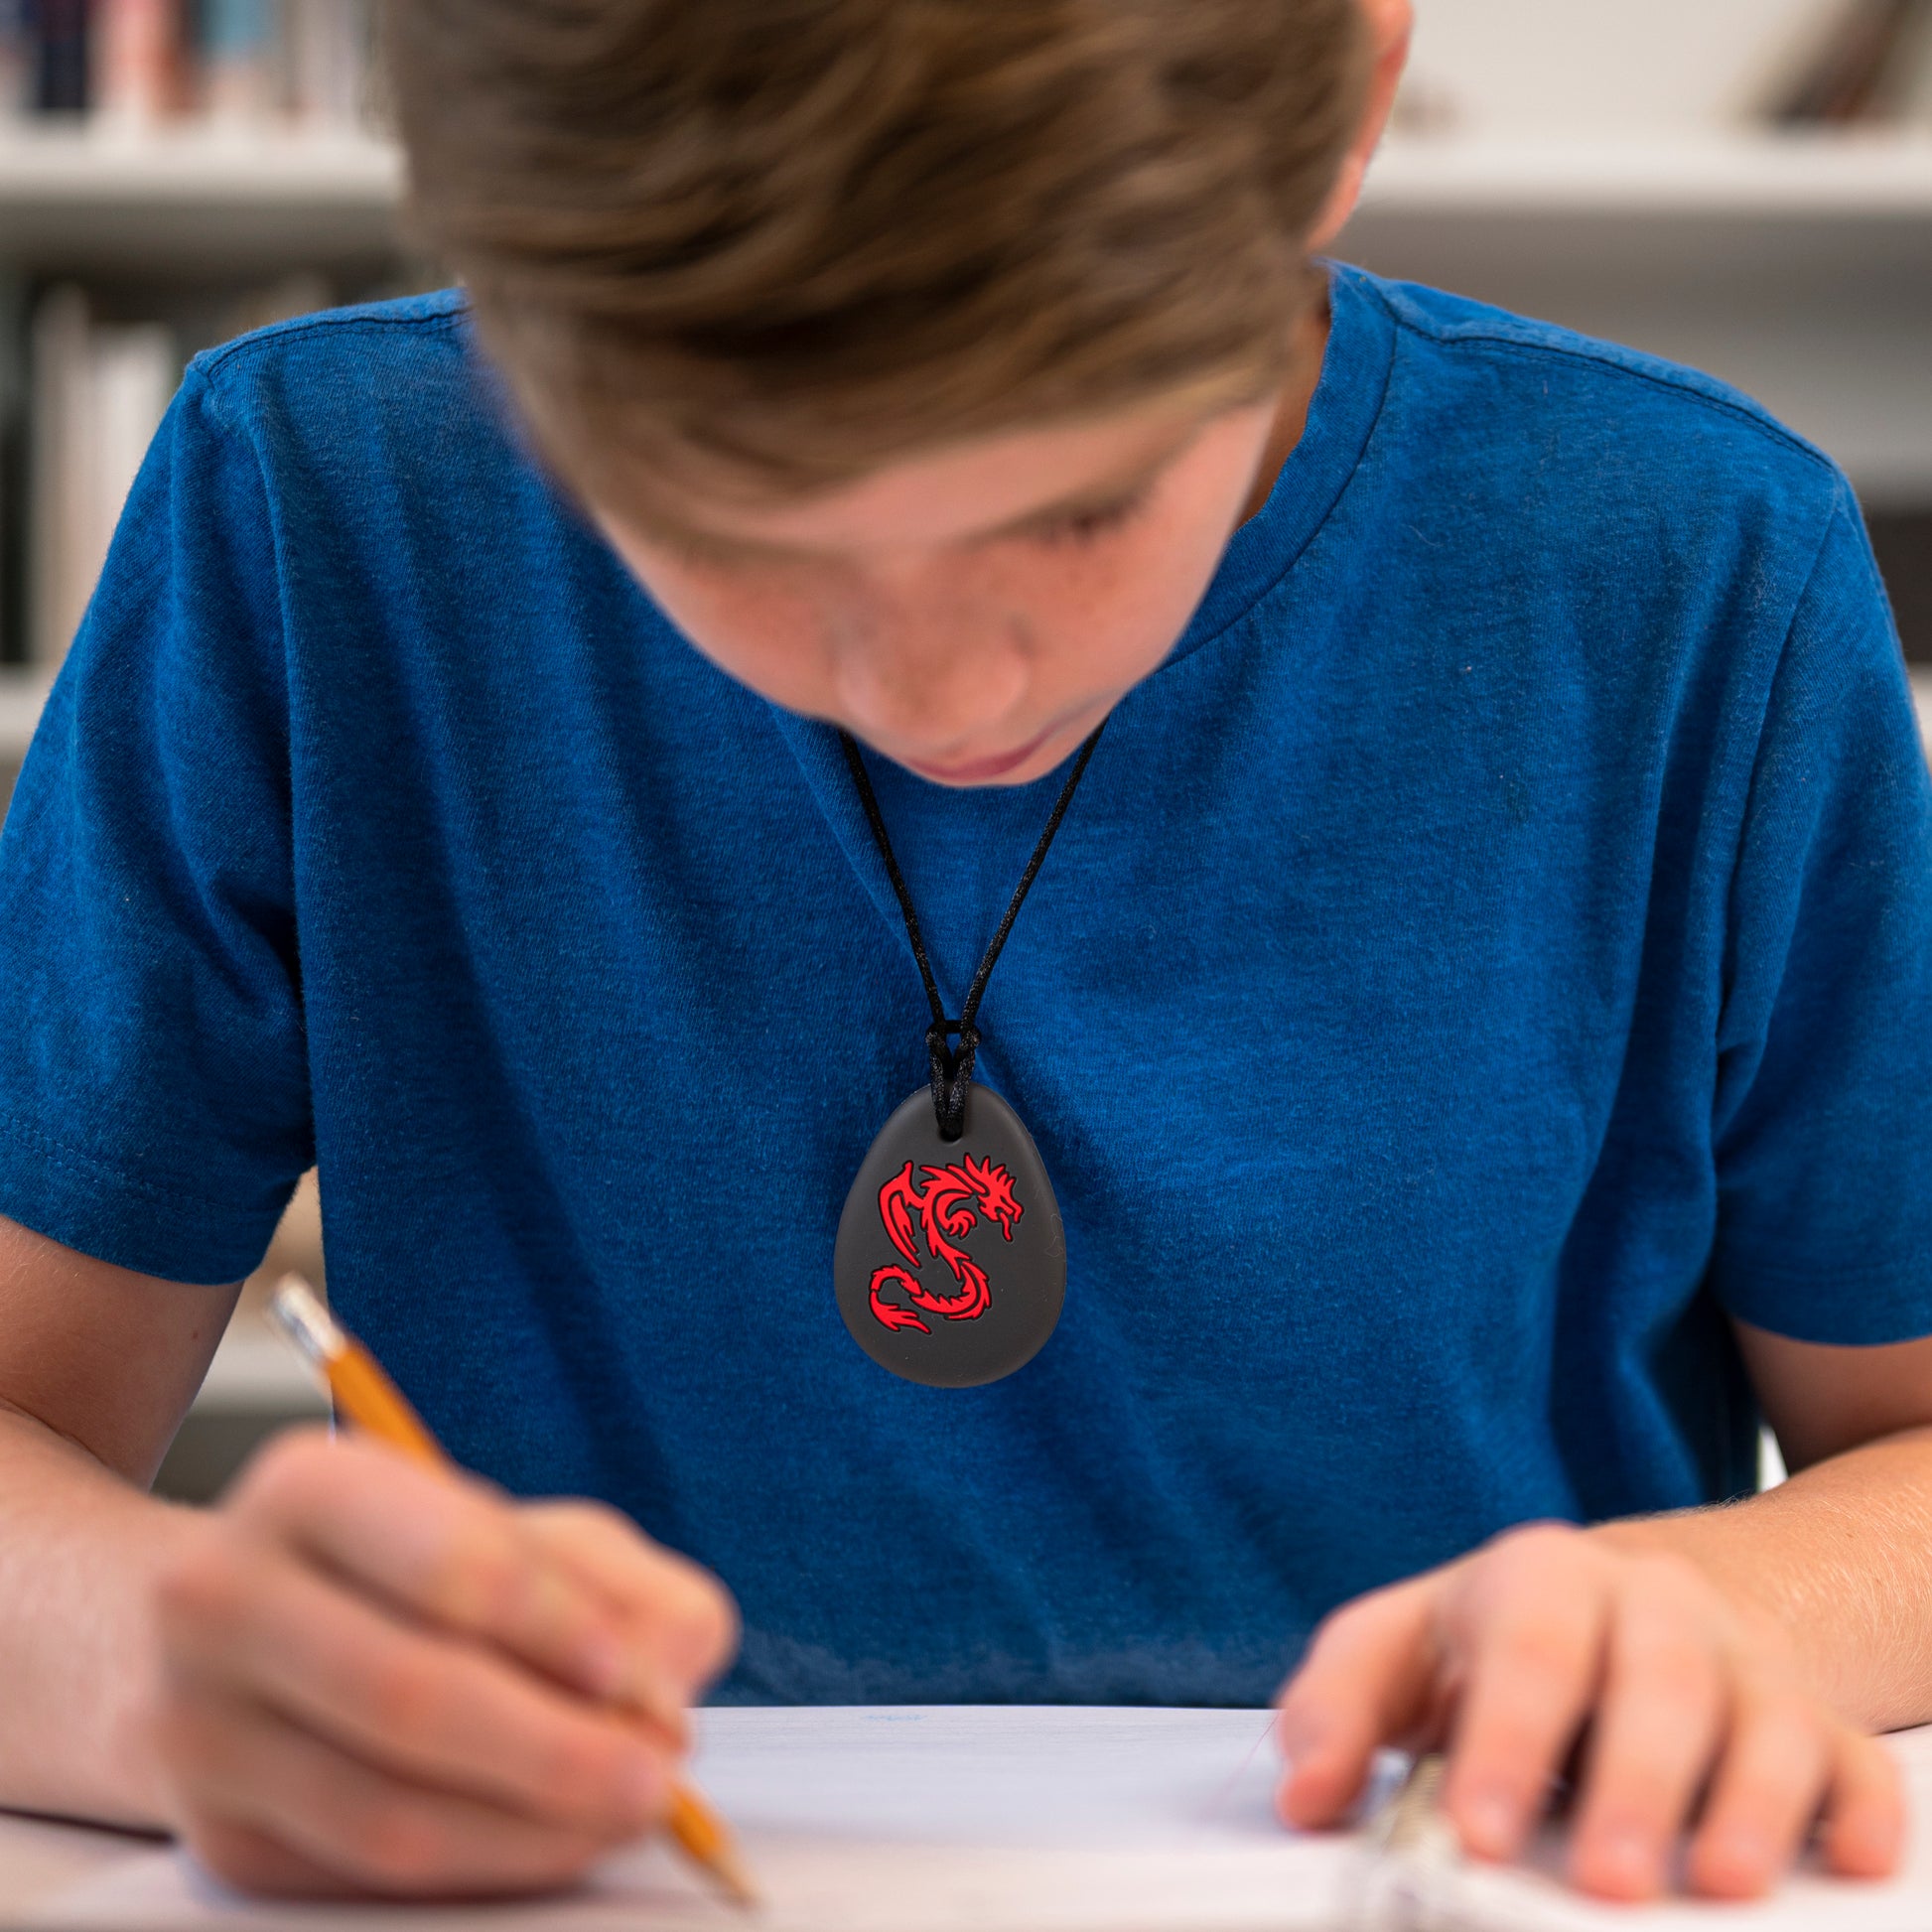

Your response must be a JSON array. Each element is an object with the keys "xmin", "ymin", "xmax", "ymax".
[
  {"xmin": 1461, "ymin": 1791, "xmax": 1520, "ymax": 1858},
  {"xmin": 1594, "ymin": 1829, "xmax": 1660, "ymax": 1895},
  {"xmin": 1711, "ymin": 1828, "xmax": 1772, "ymax": 1888}
]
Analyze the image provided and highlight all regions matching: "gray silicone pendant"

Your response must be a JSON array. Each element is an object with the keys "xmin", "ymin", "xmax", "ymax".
[{"xmin": 835, "ymin": 1084, "xmax": 1067, "ymax": 1388}]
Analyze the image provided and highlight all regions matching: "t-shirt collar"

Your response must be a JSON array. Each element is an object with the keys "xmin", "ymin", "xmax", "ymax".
[{"xmin": 1160, "ymin": 261, "xmax": 1397, "ymax": 670}]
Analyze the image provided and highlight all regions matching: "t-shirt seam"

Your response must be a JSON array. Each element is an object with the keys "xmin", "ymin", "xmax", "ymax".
[
  {"xmin": 194, "ymin": 303, "xmax": 469, "ymax": 387},
  {"xmin": 0, "ymin": 1112, "xmax": 267, "ymax": 1220},
  {"xmin": 1352, "ymin": 275, "xmax": 1841, "ymax": 481}
]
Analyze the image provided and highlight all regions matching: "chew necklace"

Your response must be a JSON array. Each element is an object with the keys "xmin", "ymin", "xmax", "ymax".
[{"xmin": 832, "ymin": 724, "xmax": 1106, "ymax": 1387}]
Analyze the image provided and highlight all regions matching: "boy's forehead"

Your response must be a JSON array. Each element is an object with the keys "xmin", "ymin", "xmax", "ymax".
[{"xmin": 598, "ymin": 395, "xmax": 1228, "ymax": 562}]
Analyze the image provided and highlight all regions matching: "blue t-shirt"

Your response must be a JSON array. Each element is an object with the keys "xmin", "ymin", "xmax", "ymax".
[{"xmin": 2, "ymin": 266, "xmax": 1930, "ymax": 1706}]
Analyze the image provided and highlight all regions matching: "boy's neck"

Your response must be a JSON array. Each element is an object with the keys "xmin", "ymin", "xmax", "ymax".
[{"xmin": 1235, "ymin": 295, "xmax": 1332, "ymax": 529}]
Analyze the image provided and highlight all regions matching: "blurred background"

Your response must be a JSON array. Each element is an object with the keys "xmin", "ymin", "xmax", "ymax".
[{"xmin": 0, "ymin": 0, "xmax": 1924, "ymax": 1494}]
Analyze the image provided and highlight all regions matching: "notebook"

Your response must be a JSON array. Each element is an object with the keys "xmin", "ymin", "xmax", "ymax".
[{"xmin": 25, "ymin": 1706, "xmax": 1932, "ymax": 1931}]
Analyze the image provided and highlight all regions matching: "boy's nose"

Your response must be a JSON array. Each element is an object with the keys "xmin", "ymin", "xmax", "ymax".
[{"xmin": 827, "ymin": 592, "xmax": 1031, "ymax": 756}]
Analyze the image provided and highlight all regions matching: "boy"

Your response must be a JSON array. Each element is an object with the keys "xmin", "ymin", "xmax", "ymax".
[{"xmin": 0, "ymin": 0, "xmax": 1929, "ymax": 1907}]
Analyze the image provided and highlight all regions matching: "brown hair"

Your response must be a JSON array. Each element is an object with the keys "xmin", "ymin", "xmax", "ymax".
[{"xmin": 386, "ymin": 0, "xmax": 1371, "ymax": 501}]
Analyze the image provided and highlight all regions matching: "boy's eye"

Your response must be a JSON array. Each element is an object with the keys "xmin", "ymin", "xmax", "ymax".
[{"xmin": 1028, "ymin": 485, "xmax": 1152, "ymax": 547}]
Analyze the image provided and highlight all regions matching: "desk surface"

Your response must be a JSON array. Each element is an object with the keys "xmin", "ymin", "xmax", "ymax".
[
  {"xmin": 6, "ymin": 1708, "xmax": 1932, "ymax": 1932},
  {"xmin": 0, "ymin": 1806, "xmax": 142, "ymax": 1918}
]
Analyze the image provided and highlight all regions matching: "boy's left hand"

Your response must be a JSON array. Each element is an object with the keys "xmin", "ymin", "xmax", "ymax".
[{"xmin": 1275, "ymin": 1522, "xmax": 1905, "ymax": 1901}]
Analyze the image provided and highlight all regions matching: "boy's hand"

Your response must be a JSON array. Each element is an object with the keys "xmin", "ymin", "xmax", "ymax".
[
  {"xmin": 147, "ymin": 1428, "xmax": 737, "ymax": 1898},
  {"xmin": 1275, "ymin": 1522, "xmax": 1905, "ymax": 1901}
]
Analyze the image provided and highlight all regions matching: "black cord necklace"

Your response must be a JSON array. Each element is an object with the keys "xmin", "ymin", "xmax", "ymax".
[{"xmin": 831, "ymin": 722, "xmax": 1107, "ymax": 1387}]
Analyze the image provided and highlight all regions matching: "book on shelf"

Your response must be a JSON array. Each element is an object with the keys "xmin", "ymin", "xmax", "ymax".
[
  {"xmin": 0, "ymin": 0, "xmax": 30, "ymax": 117},
  {"xmin": 3, "ymin": 0, "xmax": 376, "ymax": 129},
  {"xmin": 32, "ymin": 0, "xmax": 90, "ymax": 115},
  {"xmin": 282, "ymin": 0, "xmax": 365, "ymax": 127},
  {"xmin": 1765, "ymin": 0, "xmax": 1932, "ymax": 127},
  {"xmin": 95, "ymin": 0, "xmax": 181, "ymax": 125},
  {"xmin": 16, "ymin": 273, "xmax": 343, "ymax": 669},
  {"xmin": 202, "ymin": 0, "xmax": 274, "ymax": 121},
  {"xmin": 27, "ymin": 286, "xmax": 177, "ymax": 669}
]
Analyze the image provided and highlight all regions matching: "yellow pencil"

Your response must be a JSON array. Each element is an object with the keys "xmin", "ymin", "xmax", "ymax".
[{"xmin": 268, "ymin": 1275, "xmax": 758, "ymax": 1909}]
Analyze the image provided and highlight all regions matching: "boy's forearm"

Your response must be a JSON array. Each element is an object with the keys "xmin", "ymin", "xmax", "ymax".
[
  {"xmin": 1592, "ymin": 1426, "xmax": 1932, "ymax": 1733},
  {"xmin": 0, "ymin": 1402, "xmax": 196, "ymax": 1829}
]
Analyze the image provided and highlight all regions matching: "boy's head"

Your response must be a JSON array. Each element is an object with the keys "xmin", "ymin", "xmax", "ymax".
[{"xmin": 389, "ymin": 0, "xmax": 1409, "ymax": 783}]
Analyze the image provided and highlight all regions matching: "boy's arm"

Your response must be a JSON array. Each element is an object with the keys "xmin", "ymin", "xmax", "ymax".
[
  {"xmin": 1616, "ymin": 1319, "xmax": 1932, "ymax": 1732},
  {"xmin": 0, "ymin": 1211, "xmax": 230, "ymax": 1825},
  {"xmin": 1275, "ymin": 1326, "xmax": 1932, "ymax": 1905},
  {"xmin": 0, "ymin": 1213, "xmax": 736, "ymax": 1893},
  {"xmin": 1276, "ymin": 483, "xmax": 1932, "ymax": 1907}
]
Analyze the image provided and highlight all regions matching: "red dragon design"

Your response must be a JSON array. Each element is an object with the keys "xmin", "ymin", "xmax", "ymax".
[{"xmin": 869, "ymin": 1154, "xmax": 1024, "ymax": 1333}]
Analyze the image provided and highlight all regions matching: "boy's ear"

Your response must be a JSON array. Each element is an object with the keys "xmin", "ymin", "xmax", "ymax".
[{"xmin": 1307, "ymin": 0, "xmax": 1414, "ymax": 253}]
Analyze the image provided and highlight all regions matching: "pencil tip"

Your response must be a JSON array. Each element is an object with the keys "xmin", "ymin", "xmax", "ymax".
[{"xmin": 711, "ymin": 1852, "xmax": 761, "ymax": 1910}]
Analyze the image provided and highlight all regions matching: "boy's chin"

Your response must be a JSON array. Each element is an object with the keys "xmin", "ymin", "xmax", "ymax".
[{"xmin": 879, "ymin": 708, "xmax": 1112, "ymax": 788}]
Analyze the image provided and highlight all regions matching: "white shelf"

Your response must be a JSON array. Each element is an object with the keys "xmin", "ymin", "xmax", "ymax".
[
  {"xmin": 1, "ymin": 123, "xmax": 1929, "ymax": 267},
  {"xmin": 8, "ymin": 124, "xmax": 1932, "ymax": 225},
  {"xmin": 1362, "ymin": 131, "xmax": 1932, "ymax": 216},
  {"xmin": 0, "ymin": 124, "xmax": 403, "ymax": 271},
  {"xmin": 0, "ymin": 123, "xmax": 400, "ymax": 202}
]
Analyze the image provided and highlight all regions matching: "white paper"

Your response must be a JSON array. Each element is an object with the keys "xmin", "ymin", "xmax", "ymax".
[{"xmin": 26, "ymin": 1707, "xmax": 1932, "ymax": 1932}]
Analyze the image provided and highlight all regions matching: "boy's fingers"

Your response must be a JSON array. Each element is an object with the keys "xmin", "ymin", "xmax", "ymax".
[
  {"xmin": 160, "ymin": 1690, "xmax": 616, "ymax": 1898},
  {"xmin": 156, "ymin": 1541, "xmax": 670, "ymax": 1832},
  {"xmin": 1684, "ymin": 1687, "xmax": 1829, "ymax": 1900},
  {"xmin": 1276, "ymin": 1578, "xmax": 1437, "ymax": 1828},
  {"xmin": 1565, "ymin": 1574, "xmax": 1727, "ymax": 1900},
  {"xmin": 228, "ymin": 1432, "xmax": 639, "ymax": 1705},
  {"xmin": 178, "ymin": 1816, "xmax": 371, "ymax": 1901},
  {"xmin": 522, "ymin": 1500, "xmax": 740, "ymax": 1709},
  {"xmin": 1439, "ymin": 1529, "xmax": 1608, "ymax": 1863},
  {"xmin": 1821, "ymin": 1728, "xmax": 1908, "ymax": 1881}
]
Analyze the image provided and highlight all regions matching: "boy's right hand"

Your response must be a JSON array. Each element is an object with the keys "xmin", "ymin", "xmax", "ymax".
[{"xmin": 147, "ymin": 1428, "xmax": 738, "ymax": 1898}]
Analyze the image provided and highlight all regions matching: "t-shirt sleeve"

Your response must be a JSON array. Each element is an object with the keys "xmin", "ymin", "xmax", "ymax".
[
  {"xmin": 0, "ymin": 364, "xmax": 311, "ymax": 1283},
  {"xmin": 1709, "ymin": 486, "xmax": 1932, "ymax": 1343}
]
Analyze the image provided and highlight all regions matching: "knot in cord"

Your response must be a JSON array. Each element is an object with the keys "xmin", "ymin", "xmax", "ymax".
[{"xmin": 926, "ymin": 1020, "xmax": 981, "ymax": 1143}]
